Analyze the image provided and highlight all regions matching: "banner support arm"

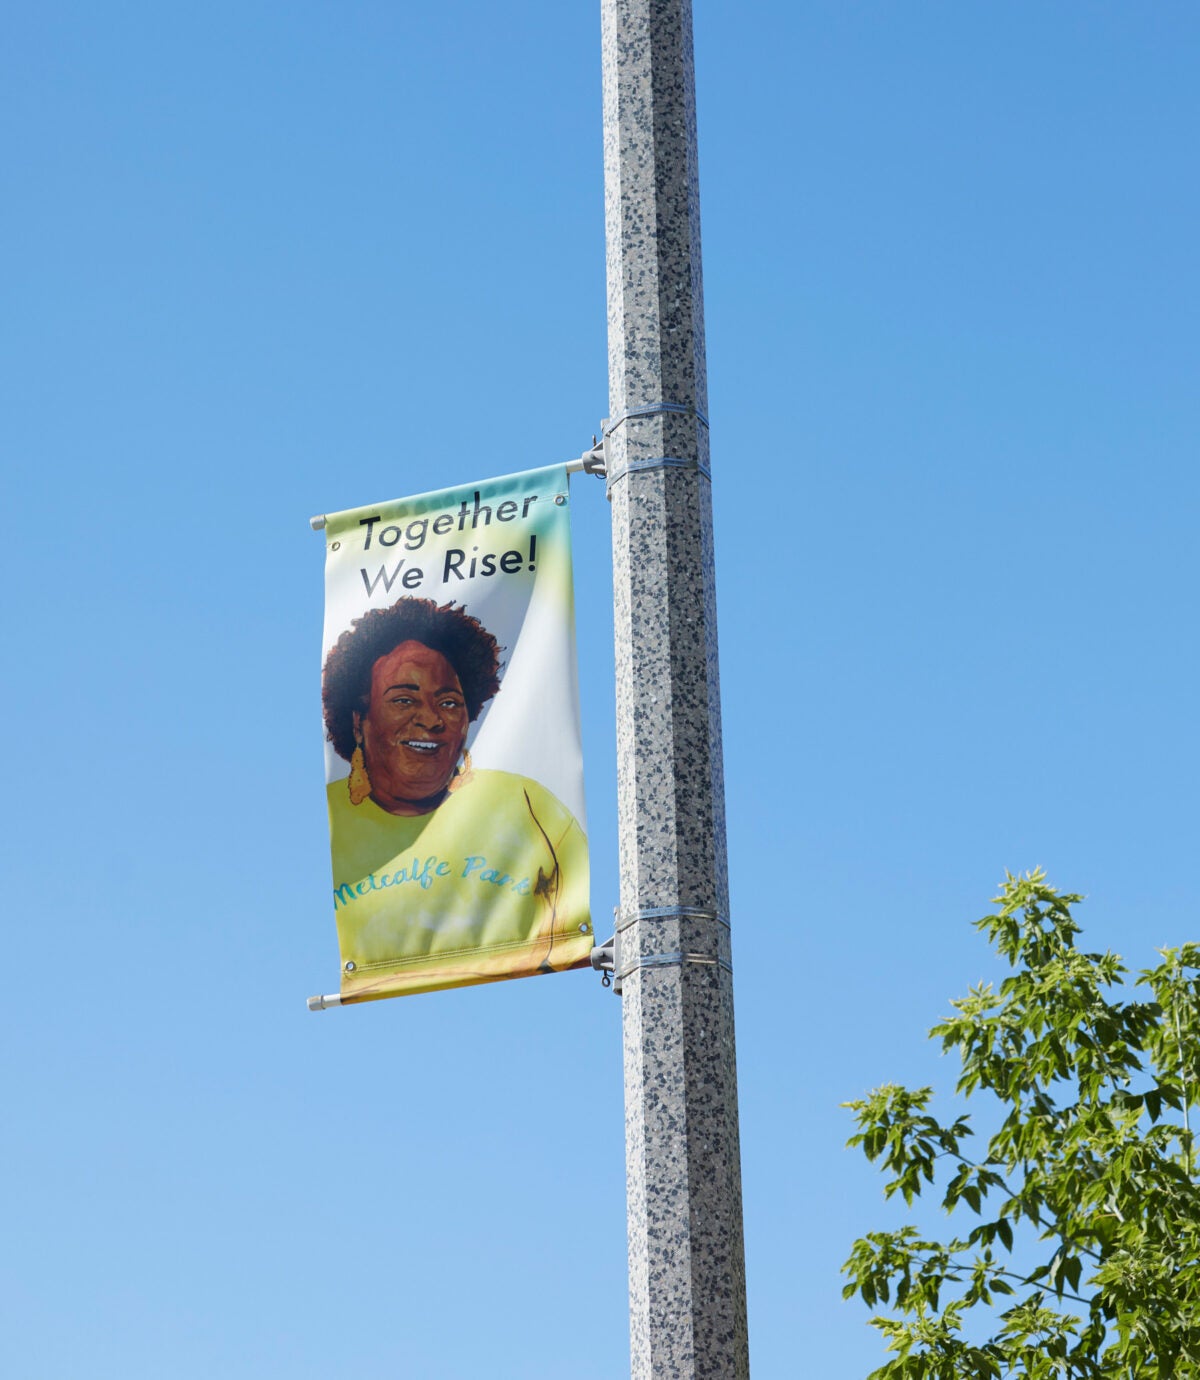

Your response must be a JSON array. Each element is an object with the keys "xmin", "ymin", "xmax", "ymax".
[
  {"xmin": 306, "ymin": 993, "xmax": 343, "ymax": 1011},
  {"xmin": 307, "ymin": 439, "xmax": 607, "ymax": 532}
]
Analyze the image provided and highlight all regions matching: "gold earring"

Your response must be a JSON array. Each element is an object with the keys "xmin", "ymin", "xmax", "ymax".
[
  {"xmin": 447, "ymin": 748, "xmax": 473, "ymax": 793},
  {"xmin": 348, "ymin": 745, "xmax": 372, "ymax": 805}
]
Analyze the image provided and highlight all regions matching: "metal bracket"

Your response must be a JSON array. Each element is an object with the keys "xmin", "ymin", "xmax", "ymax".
[
  {"xmin": 566, "ymin": 435, "xmax": 607, "ymax": 477},
  {"xmin": 596, "ymin": 907, "xmax": 732, "ymax": 987},
  {"xmin": 589, "ymin": 935, "xmax": 615, "ymax": 982},
  {"xmin": 589, "ymin": 908, "xmax": 623, "ymax": 994}
]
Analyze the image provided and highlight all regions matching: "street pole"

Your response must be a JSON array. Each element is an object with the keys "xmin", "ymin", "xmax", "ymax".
[{"xmin": 601, "ymin": 1, "xmax": 750, "ymax": 1375}]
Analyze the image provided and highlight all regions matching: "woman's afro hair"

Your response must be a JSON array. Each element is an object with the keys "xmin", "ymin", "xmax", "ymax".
[{"xmin": 322, "ymin": 597, "xmax": 502, "ymax": 762}]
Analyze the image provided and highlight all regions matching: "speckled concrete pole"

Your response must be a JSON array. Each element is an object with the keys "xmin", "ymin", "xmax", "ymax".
[{"xmin": 602, "ymin": 1, "xmax": 749, "ymax": 1375}]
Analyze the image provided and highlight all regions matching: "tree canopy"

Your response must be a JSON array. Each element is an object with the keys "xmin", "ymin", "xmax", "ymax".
[{"xmin": 842, "ymin": 870, "xmax": 1200, "ymax": 1378}]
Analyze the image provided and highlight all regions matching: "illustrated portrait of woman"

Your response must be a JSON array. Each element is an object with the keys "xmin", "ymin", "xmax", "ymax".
[{"xmin": 321, "ymin": 596, "xmax": 590, "ymax": 998}]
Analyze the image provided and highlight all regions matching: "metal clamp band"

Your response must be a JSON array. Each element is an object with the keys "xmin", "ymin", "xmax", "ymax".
[
  {"xmin": 616, "ymin": 905, "xmax": 727, "ymax": 934},
  {"xmin": 616, "ymin": 951, "xmax": 733, "ymax": 981},
  {"xmin": 605, "ymin": 401, "xmax": 710, "ymax": 434},
  {"xmin": 606, "ymin": 454, "xmax": 712, "ymax": 488}
]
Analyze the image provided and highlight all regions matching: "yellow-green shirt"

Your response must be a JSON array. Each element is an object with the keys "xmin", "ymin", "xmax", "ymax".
[{"xmin": 326, "ymin": 769, "xmax": 591, "ymax": 1000}]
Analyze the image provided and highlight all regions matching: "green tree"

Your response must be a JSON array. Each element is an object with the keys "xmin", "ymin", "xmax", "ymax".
[{"xmin": 842, "ymin": 870, "xmax": 1200, "ymax": 1378}]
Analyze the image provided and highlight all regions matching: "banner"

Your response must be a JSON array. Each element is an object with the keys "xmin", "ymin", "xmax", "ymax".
[{"xmin": 319, "ymin": 465, "xmax": 592, "ymax": 1002}]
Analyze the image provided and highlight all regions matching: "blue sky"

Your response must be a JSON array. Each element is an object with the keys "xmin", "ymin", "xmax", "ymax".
[{"xmin": 3, "ymin": 4, "xmax": 1197, "ymax": 1377}]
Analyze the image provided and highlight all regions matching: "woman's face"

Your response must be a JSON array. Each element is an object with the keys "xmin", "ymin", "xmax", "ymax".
[{"xmin": 355, "ymin": 640, "xmax": 469, "ymax": 814}]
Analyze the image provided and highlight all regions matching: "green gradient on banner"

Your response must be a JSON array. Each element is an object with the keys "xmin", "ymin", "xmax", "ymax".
[{"xmin": 319, "ymin": 465, "xmax": 591, "ymax": 1002}]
